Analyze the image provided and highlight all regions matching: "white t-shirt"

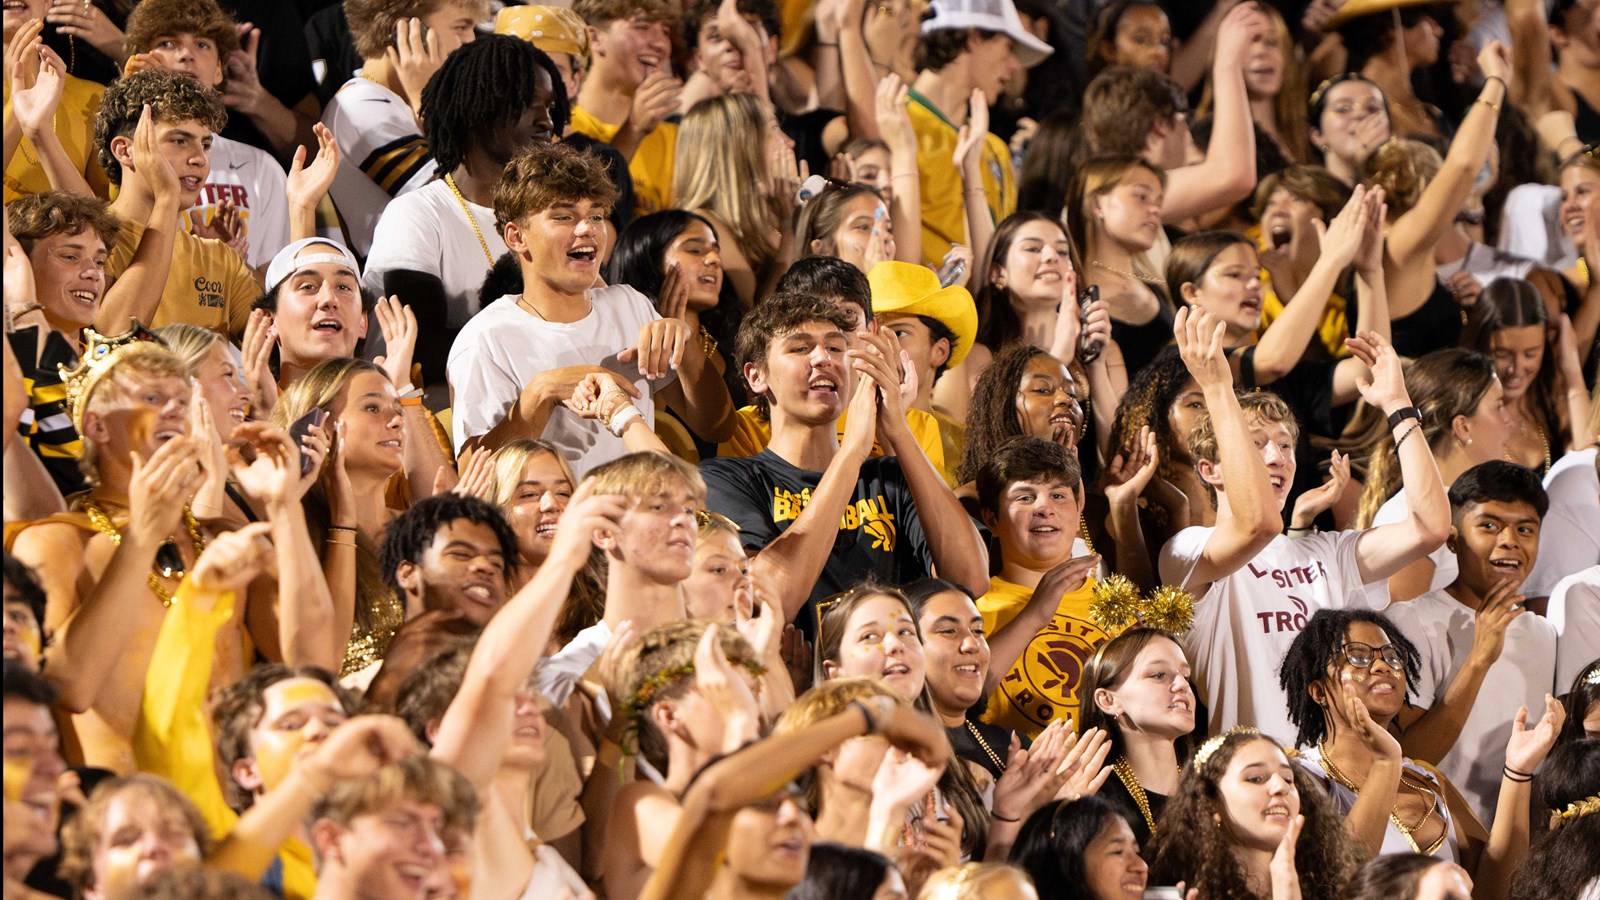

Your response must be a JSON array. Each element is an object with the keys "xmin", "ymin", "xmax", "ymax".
[
  {"xmin": 447, "ymin": 285, "xmax": 669, "ymax": 474},
  {"xmin": 1498, "ymin": 183, "xmax": 1577, "ymax": 270},
  {"xmin": 1384, "ymin": 589, "xmax": 1559, "ymax": 825},
  {"xmin": 1159, "ymin": 528, "xmax": 1389, "ymax": 743},
  {"xmin": 535, "ymin": 620, "xmax": 612, "ymax": 710},
  {"xmin": 1548, "ymin": 566, "xmax": 1600, "ymax": 692},
  {"xmin": 183, "ymin": 135, "xmax": 290, "ymax": 270},
  {"xmin": 1373, "ymin": 488, "xmax": 1456, "ymax": 594},
  {"xmin": 362, "ymin": 179, "xmax": 505, "ymax": 330},
  {"xmin": 322, "ymin": 72, "xmax": 436, "ymax": 257},
  {"xmin": 1527, "ymin": 447, "xmax": 1600, "ymax": 598}
]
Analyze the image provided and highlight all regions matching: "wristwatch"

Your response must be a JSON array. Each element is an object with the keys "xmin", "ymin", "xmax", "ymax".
[{"xmin": 1386, "ymin": 406, "xmax": 1422, "ymax": 429}]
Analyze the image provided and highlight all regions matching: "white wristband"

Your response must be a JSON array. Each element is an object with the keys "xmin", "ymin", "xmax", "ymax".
[{"xmin": 607, "ymin": 405, "xmax": 643, "ymax": 437}]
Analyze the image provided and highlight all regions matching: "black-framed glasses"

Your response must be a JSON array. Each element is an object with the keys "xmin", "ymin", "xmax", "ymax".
[{"xmin": 1340, "ymin": 642, "xmax": 1404, "ymax": 671}]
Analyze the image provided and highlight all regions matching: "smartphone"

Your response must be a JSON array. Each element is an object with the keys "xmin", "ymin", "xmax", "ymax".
[
  {"xmin": 1078, "ymin": 284, "xmax": 1104, "ymax": 364},
  {"xmin": 937, "ymin": 252, "xmax": 967, "ymax": 288},
  {"xmin": 288, "ymin": 407, "xmax": 328, "ymax": 476}
]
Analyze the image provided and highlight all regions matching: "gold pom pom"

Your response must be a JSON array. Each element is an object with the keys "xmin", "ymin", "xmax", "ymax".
[
  {"xmin": 1091, "ymin": 574, "xmax": 1141, "ymax": 634},
  {"xmin": 1142, "ymin": 584, "xmax": 1196, "ymax": 633}
]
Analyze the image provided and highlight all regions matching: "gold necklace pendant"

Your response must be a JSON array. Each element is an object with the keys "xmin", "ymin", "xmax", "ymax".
[{"xmin": 81, "ymin": 499, "xmax": 207, "ymax": 607}]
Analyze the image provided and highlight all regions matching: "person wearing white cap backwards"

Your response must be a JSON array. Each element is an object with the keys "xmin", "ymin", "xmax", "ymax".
[{"xmin": 896, "ymin": 0, "xmax": 1051, "ymax": 268}]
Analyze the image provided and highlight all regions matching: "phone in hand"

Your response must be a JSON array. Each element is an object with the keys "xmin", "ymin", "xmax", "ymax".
[
  {"xmin": 287, "ymin": 407, "xmax": 328, "ymax": 476},
  {"xmin": 1078, "ymin": 284, "xmax": 1104, "ymax": 364}
]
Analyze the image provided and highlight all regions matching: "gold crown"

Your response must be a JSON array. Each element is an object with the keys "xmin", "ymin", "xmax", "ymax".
[
  {"xmin": 1552, "ymin": 795, "xmax": 1600, "ymax": 828},
  {"xmin": 59, "ymin": 319, "xmax": 169, "ymax": 431},
  {"xmin": 1193, "ymin": 726, "xmax": 1260, "ymax": 769}
]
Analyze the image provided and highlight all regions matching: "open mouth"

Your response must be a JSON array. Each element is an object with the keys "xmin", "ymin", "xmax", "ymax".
[
  {"xmin": 69, "ymin": 289, "xmax": 98, "ymax": 307},
  {"xmin": 3, "ymin": 2, "xmax": 30, "ymax": 12},
  {"xmin": 377, "ymin": 439, "xmax": 403, "ymax": 452},
  {"xmin": 882, "ymin": 662, "xmax": 911, "ymax": 678},
  {"xmin": 638, "ymin": 55, "xmax": 662, "ymax": 70},
  {"xmin": 1263, "ymin": 805, "xmax": 1291, "ymax": 820},
  {"xmin": 311, "ymin": 318, "xmax": 343, "ymax": 335},
  {"xmin": 1489, "ymin": 557, "xmax": 1523, "ymax": 574},
  {"xmin": 807, "ymin": 377, "xmax": 838, "ymax": 396},
  {"xmin": 534, "ymin": 520, "xmax": 559, "ymax": 540},
  {"xmin": 567, "ymin": 246, "xmax": 597, "ymax": 263},
  {"xmin": 952, "ymin": 663, "xmax": 981, "ymax": 678},
  {"xmin": 153, "ymin": 428, "xmax": 184, "ymax": 443},
  {"xmin": 1268, "ymin": 475, "xmax": 1287, "ymax": 492},
  {"xmin": 228, "ymin": 405, "xmax": 248, "ymax": 424},
  {"xmin": 1269, "ymin": 225, "xmax": 1291, "ymax": 248},
  {"xmin": 462, "ymin": 583, "xmax": 497, "ymax": 606},
  {"xmin": 1169, "ymin": 699, "xmax": 1191, "ymax": 711},
  {"xmin": 395, "ymin": 863, "xmax": 428, "ymax": 891},
  {"xmin": 180, "ymin": 176, "xmax": 203, "ymax": 192}
]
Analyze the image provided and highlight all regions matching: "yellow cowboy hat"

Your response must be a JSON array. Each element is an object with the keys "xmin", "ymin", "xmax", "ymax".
[{"xmin": 867, "ymin": 261, "xmax": 978, "ymax": 369}]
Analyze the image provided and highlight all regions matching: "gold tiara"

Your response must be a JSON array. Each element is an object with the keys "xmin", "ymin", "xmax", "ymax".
[
  {"xmin": 1193, "ymin": 726, "xmax": 1260, "ymax": 769},
  {"xmin": 1552, "ymin": 795, "xmax": 1600, "ymax": 827},
  {"xmin": 59, "ymin": 319, "xmax": 169, "ymax": 431}
]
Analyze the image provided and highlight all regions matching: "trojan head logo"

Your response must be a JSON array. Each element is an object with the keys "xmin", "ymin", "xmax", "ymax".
[
  {"xmin": 863, "ymin": 516, "xmax": 896, "ymax": 551},
  {"xmin": 1000, "ymin": 617, "xmax": 1109, "ymax": 731}
]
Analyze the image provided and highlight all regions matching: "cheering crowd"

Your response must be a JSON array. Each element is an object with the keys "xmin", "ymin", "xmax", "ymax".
[{"xmin": 3, "ymin": 0, "xmax": 1599, "ymax": 896}]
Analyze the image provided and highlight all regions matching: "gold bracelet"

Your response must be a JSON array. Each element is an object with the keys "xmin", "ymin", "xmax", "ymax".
[{"xmin": 325, "ymin": 538, "xmax": 358, "ymax": 547}]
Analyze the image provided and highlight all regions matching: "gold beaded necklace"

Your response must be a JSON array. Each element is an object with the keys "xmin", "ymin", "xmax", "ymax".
[
  {"xmin": 964, "ymin": 719, "xmax": 1007, "ymax": 772},
  {"xmin": 80, "ymin": 498, "xmax": 207, "ymax": 608},
  {"xmin": 1091, "ymin": 259, "xmax": 1165, "ymax": 287},
  {"xmin": 1112, "ymin": 756, "xmax": 1163, "ymax": 837},
  {"xmin": 1317, "ymin": 741, "xmax": 1446, "ymax": 856},
  {"xmin": 443, "ymin": 173, "xmax": 496, "ymax": 267}
]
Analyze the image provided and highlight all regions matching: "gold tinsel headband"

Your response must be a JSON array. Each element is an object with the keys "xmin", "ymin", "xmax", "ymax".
[
  {"xmin": 1551, "ymin": 795, "xmax": 1600, "ymax": 828},
  {"xmin": 1089, "ymin": 574, "xmax": 1196, "ymax": 636},
  {"xmin": 1192, "ymin": 726, "xmax": 1261, "ymax": 769}
]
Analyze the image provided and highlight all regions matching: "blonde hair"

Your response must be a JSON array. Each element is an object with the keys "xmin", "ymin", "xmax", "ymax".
[
  {"xmin": 581, "ymin": 450, "xmax": 706, "ymax": 504},
  {"xmin": 312, "ymin": 756, "xmax": 479, "ymax": 835},
  {"xmin": 59, "ymin": 774, "xmax": 212, "ymax": 892},
  {"xmin": 916, "ymin": 863, "xmax": 1035, "ymax": 899},
  {"xmin": 78, "ymin": 343, "xmax": 192, "ymax": 484},
  {"xmin": 674, "ymin": 93, "xmax": 779, "ymax": 270},
  {"xmin": 1362, "ymin": 138, "xmax": 1441, "ymax": 218},
  {"xmin": 155, "ymin": 322, "xmax": 230, "ymax": 373},
  {"xmin": 487, "ymin": 438, "xmax": 575, "ymax": 508}
]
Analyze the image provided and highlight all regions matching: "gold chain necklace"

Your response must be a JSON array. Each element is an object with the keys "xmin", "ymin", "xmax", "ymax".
[
  {"xmin": 964, "ymin": 719, "xmax": 1007, "ymax": 772},
  {"xmin": 1079, "ymin": 518, "xmax": 1096, "ymax": 556},
  {"xmin": 1112, "ymin": 756, "xmax": 1162, "ymax": 837},
  {"xmin": 443, "ymin": 173, "xmax": 495, "ymax": 267},
  {"xmin": 80, "ymin": 498, "xmax": 206, "ymax": 608},
  {"xmin": 1091, "ymin": 259, "xmax": 1165, "ymax": 287},
  {"xmin": 1318, "ymin": 741, "xmax": 1445, "ymax": 855}
]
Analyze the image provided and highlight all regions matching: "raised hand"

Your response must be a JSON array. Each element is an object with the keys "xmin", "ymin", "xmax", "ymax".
[
  {"xmin": 228, "ymin": 422, "xmax": 308, "ymax": 506},
  {"xmin": 9, "ymin": 41, "xmax": 66, "ymax": 139},
  {"xmin": 1103, "ymin": 426, "xmax": 1161, "ymax": 507},
  {"xmin": 1052, "ymin": 725, "xmax": 1114, "ymax": 801},
  {"xmin": 1268, "ymin": 813, "xmax": 1305, "ymax": 900},
  {"xmin": 1353, "ymin": 186, "xmax": 1388, "ymax": 276},
  {"xmin": 44, "ymin": 0, "xmax": 126, "ymax": 61},
  {"xmin": 992, "ymin": 719, "xmax": 1071, "ymax": 821},
  {"xmin": 1345, "ymin": 330, "xmax": 1411, "ymax": 414},
  {"xmin": 387, "ymin": 17, "xmax": 461, "ymax": 110},
  {"xmin": 1341, "ymin": 681, "xmax": 1402, "ymax": 765},
  {"xmin": 1505, "ymin": 695, "xmax": 1565, "ymax": 775},
  {"xmin": 620, "ymin": 317, "xmax": 692, "ymax": 380},
  {"xmin": 299, "ymin": 715, "xmax": 422, "ymax": 792},
  {"xmin": 3, "ymin": 19, "xmax": 44, "ymax": 84},
  {"xmin": 779, "ymin": 623, "xmax": 813, "ymax": 694},
  {"xmin": 372, "ymin": 295, "xmax": 418, "ymax": 388},
  {"xmin": 448, "ymin": 446, "xmax": 496, "ymax": 501},
  {"xmin": 127, "ymin": 435, "xmax": 206, "ymax": 545},
  {"xmin": 192, "ymin": 202, "xmax": 250, "ymax": 264},
  {"xmin": 1477, "ymin": 40, "xmax": 1512, "ymax": 88},
  {"xmin": 629, "ymin": 69, "xmax": 683, "ymax": 138},
  {"xmin": 130, "ymin": 104, "xmax": 181, "ymax": 204},
  {"xmin": 219, "ymin": 25, "xmax": 269, "ymax": 116},
  {"xmin": 189, "ymin": 522, "xmax": 274, "ymax": 595},
  {"xmin": 1215, "ymin": 2, "xmax": 1269, "ymax": 71},
  {"xmin": 240, "ymin": 309, "xmax": 278, "ymax": 418},
  {"xmin": 733, "ymin": 591, "xmax": 783, "ymax": 665},
  {"xmin": 547, "ymin": 478, "xmax": 627, "ymax": 569},
  {"xmin": 952, "ymin": 88, "xmax": 988, "ymax": 176},
  {"xmin": 286, "ymin": 123, "xmax": 341, "ymax": 212},
  {"xmin": 874, "ymin": 73, "xmax": 917, "ymax": 160},
  {"xmin": 1289, "ymin": 450, "xmax": 1349, "ymax": 529},
  {"xmin": 656, "ymin": 261, "xmax": 692, "ymax": 321},
  {"xmin": 1174, "ymin": 305, "xmax": 1232, "ymax": 393},
  {"xmin": 1034, "ymin": 554, "xmax": 1102, "ymax": 608},
  {"xmin": 296, "ymin": 419, "xmax": 330, "ymax": 497},
  {"xmin": 1315, "ymin": 184, "xmax": 1371, "ymax": 271},
  {"xmin": 688, "ymin": 623, "xmax": 761, "ymax": 752},
  {"xmin": 871, "ymin": 747, "xmax": 945, "ymax": 818}
]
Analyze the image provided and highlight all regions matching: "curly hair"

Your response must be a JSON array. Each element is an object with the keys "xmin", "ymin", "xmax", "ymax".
[
  {"xmin": 1510, "ymin": 738, "xmax": 1600, "ymax": 900},
  {"xmin": 1278, "ymin": 609, "xmax": 1422, "ymax": 749},
  {"xmin": 958, "ymin": 344, "xmax": 1068, "ymax": 485},
  {"xmin": 1361, "ymin": 138, "xmax": 1441, "ymax": 219},
  {"xmin": 5, "ymin": 191, "xmax": 120, "ymax": 253},
  {"xmin": 377, "ymin": 492, "xmax": 522, "ymax": 597},
  {"xmin": 493, "ymin": 141, "xmax": 619, "ymax": 234},
  {"xmin": 1106, "ymin": 345, "xmax": 1195, "ymax": 494},
  {"xmin": 732, "ymin": 290, "xmax": 856, "ymax": 420},
  {"xmin": 123, "ymin": 0, "xmax": 242, "ymax": 63},
  {"xmin": 1148, "ymin": 731, "xmax": 1360, "ymax": 900},
  {"xmin": 420, "ymin": 34, "xmax": 569, "ymax": 175},
  {"xmin": 93, "ymin": 68, "xmax": 227, "ymax": 186}
]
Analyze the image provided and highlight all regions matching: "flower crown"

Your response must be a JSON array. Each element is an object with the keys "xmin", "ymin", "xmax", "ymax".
[
  {"xmin": 58, "ymin": 319, "xmax": 168, "ymax": 431},
  {"xmin": 618, "ymin": 656, "xmax": 768, "ymax": 721},
  {"xmin": 1089, "ymin": 574, "xmax": 1196, "ymax": 636}
]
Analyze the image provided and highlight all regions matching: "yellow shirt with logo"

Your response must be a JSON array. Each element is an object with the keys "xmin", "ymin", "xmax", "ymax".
[
  {"xmin": 978, "ymin": 575, "xmax": 1109, "ymax": 739},
  {"xmin": 1249, "ymin": 224, "xmax": 1349, "ymax": 359},
  {"xmin": 906, "ymin": 89, "xmax": 1014, "ymax": 268},
  {"xmin": 3, "ymin": 72, "xmax": 111, "ymax": 202},
  {"xmin": 108, "ymin": 219, "xmax": 259, "ymax": 338},
  {"xmin": 569, "ymin": 105, "xmax": 676, "ymax": 218}
]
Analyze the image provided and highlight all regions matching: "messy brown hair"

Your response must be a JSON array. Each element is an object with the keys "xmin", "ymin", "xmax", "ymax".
[
  {"xmin": 59, "ymin": 774, "xmax": 213, "ymax": 892},
  {"xmin": 346, "ymin": 0, "xmax": 491, "ymax": 60},
  {"xmin": 93, "ymin": 68, "xmax": 226, "ymax": 186},
  {"xmin": 493, "ymin": 141, "xmax": 618, "ymax": 234},
  {"xmin": 5, "ymin": 191, "xmax": 121, "ymax": 253},
  {"xmin": 123, "ymin": 0, "xmax": 242, "ymax": 63}
]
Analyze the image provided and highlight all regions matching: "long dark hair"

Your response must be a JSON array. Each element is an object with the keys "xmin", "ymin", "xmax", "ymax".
[
  {"xmin": 1148, "ymin": 731, "xmax": 1360, "ymax": 900},
  {"xmin": 1010, "ymin": 795, "xmax": 1130, "ymax": 898},
  {"xmin": 786, "ymin": 843, "xmax": 895, "ymax": 900},
  {"xmin": 974, "ymin": 212, "xmax": 1073, "ymax": 351},
  {"xmin": 1465, "ymin": 278, "xmax": 1563, "ymax": 463},
  {"xmin": 1510, "ymin": 739, "xmax": 1600, "ymax": 900}
]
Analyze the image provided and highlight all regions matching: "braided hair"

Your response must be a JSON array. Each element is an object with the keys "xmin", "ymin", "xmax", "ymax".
[
  {"xmin": 420, "ymin": 34, "xmax": 570, "ymax": 174},
  {"xmin": 1278, "ymin": 609, "xmax": 1422, "ymax": 750}
]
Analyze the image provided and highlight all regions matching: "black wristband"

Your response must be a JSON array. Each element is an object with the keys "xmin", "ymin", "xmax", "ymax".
[
  {"xmin": 850, "ymin": 699, "xmax": 878, "ymax": 735},
  {"xmin": 991, "ymin": 811, "xmax": 1021, "ymax": 823},
  {"xmin": 1386, "ymin": 406, "xmax": 1422, "ymax": 429}
]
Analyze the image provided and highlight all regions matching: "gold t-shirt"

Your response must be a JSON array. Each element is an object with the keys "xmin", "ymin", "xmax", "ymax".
[
  {"xmin": 978, "ymin": 575, "xmax": 1109, "ymax": 739},
  {"xmin": 108, "ymin": 218, "xmax": 258, "ymax": 337},
  {"xmin": 568, "ymin": 105, "xmax": 676, "ymax": 217},
  {"xmin": 3, "ymin": 72, "xmax": 111, "ymax": 202},
  {"xmin": 906, "ymin": 88, "xmax": 1014, "ymax": 268}
]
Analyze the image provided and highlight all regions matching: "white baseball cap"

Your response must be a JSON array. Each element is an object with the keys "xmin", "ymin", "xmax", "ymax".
[
  {"xmin": 921, "ymin": 0, "xmax": 1054, "ymax": 69},
  {"xmin": 265, "ymin": 237, "xmax": 362, "ymax": 292}
]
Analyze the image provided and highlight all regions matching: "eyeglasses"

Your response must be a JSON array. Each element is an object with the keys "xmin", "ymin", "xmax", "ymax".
[{"xmin": 1339, "ymin": 642, "xmax": 1404, "ymax": 671}]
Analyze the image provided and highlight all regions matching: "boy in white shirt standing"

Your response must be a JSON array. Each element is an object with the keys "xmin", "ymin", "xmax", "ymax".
[
  {"xmin": 1158, "ymin": 308, "xmax": 1449, "ymax": 744},
  {"xmin": 1385, "ymin": 460, "xmax": 1559, "ymax": 825}
]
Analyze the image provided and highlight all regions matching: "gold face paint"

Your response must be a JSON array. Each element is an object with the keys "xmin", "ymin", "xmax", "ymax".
[
  {"xmin": 250, "ymin": 679, "xmax": 342, "ymax": 792},
  {"xmin": 2, "ymin": 756, "xmax": 33, "ymax": 802},
  {"xmin": 17, "ymin": 621, "xmax": 42, "ymax": 664}
]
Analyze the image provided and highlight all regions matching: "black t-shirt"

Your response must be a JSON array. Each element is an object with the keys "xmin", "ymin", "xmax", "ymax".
[
  {"xmin": 700, "ymin": 450, "xmax": 935, "ymax": 633},
  {"xmin": 1098, "ymin": 769, "xmax": 1168, "ymax": 856},
  {"xmin": 776, "ymin": 107, "xmax": 842, "ymax": 180},
  {"xmin": 948, "ymin": 714, "xmax": 1026, "ymax": 782},
  {"xmin": 218, "ymin": 0, "xmax": 320, "ymax": 156}
]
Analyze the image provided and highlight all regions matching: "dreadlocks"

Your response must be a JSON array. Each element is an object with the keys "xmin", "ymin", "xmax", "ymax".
[
  {"xmin": 420, "ymin": 34, "xmax": 571, "ymax": 175},
  {"xmin": 1278, "ymin": 608, "xmax": 1422, "ymax": 750}
]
